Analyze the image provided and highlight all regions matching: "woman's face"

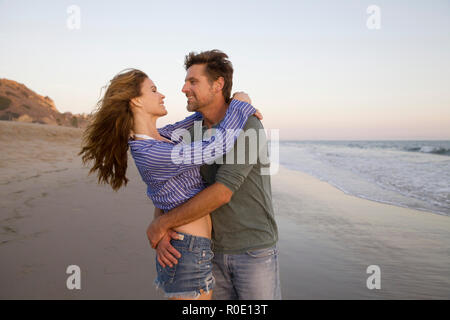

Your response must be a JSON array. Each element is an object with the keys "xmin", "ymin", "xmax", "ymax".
[{"xmin": 133, "ymin": 77, "xmax": 167, "ymax": 117}]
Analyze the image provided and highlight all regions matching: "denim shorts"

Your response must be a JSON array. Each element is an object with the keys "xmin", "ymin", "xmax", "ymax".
[{"xmin": 154, "ymin": 232, "xmax": 215, "ymax": 299}]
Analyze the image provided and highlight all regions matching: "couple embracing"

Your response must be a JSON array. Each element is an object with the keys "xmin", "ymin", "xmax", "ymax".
[{"xmin": 80, "ymin": 49, "xmax": 280, "ymax": 300}]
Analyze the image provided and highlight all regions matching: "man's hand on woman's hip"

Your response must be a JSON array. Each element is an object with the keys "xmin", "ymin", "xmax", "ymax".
[{"xmin": 155, "ymin": 230, "xmax": 182, "ymax": 268}]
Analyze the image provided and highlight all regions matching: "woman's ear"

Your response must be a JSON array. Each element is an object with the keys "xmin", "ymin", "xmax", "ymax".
[{"xmin": 130, "ymin": 97, "xmax": 142, "ymax": 108}]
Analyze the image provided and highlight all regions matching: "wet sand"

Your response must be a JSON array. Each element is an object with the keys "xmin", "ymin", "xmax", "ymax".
[
  {"xmin": 273, "ymin": 167, "xmax": 450, "ymax": 299},
  {"xmin": 0, "ymin": 121, "xmax": 164, "ymax": 299}
]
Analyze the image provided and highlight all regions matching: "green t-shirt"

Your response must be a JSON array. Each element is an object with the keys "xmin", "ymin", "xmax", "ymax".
[{"xmin": 189, "ymin": 115, "xmax": 278, "ymax": 254}]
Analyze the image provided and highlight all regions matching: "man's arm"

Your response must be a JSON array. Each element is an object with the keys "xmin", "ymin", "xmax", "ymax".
[
  {"xmin": 147, "ymin": 116, "xmax": 264, "ymax": 248},
  {"xmin": 147, "ymin": 182, "xmax": 233, "ymax": 248},
  {"xmin": 146, "ymin": 207, "xmax": 163, "ymax": 247},
  {"xmin": 154, "ymin": 207, "xmax": 163, "ymax": 219},
  {"xmin": 149, "ymin": 206, "xmax": 183, "ymax": 267}
]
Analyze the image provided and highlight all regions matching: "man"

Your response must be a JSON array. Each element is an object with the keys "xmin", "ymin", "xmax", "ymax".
[{"xmin": 147, "ymin": 49, "xmax": 280, "ymax": 300}]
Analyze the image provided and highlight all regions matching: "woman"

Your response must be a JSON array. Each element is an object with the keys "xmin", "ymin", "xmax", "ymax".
[{"xmin": 79, "ymin": 69, "xmax": 258, "ymax": 300}]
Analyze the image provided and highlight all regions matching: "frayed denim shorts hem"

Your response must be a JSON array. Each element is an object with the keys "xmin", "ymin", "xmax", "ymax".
[
  {"xmin": 154, "ymin": 232, "xmax": 215, "ymax": 299},
  {"xmin": 154, "ymin": 274, "xmax": 215, "ymax": 299}
]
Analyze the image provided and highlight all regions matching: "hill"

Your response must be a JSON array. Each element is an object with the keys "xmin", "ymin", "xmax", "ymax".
[{"xmin": 0, "ymin": 78, "xmax": 90, "ymax": 128}]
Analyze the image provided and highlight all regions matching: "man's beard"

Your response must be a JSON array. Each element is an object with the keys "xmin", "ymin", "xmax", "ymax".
[
  {"xmin": 186, "ymin": 100, "xmax": 199, "ymax": 112},
  {"xmin": 186, "ymin": 92, "xmax": 214, "ymax": 112}
]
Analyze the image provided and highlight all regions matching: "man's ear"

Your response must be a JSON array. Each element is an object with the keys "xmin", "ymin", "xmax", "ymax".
[{"xmin": 213, "ymin": 77, "xmax": 225, "ymax": 93}]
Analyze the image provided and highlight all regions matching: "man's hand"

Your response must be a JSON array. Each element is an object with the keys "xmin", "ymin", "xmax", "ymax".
[
  {"xmin": 156, "ymin": 230, "xmax": 182, "ymax": 268},
  {"xmin": 146, "ymin": 218, "xmax": 167, "ymax": 249}
]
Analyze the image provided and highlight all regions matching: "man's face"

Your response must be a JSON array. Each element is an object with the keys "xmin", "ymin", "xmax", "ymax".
[{"xmin": 182, "ymin": 64, "xmax": 215, "ymax": 112}]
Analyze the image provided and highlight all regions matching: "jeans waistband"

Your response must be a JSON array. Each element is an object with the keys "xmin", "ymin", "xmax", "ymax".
[{"xmin": 171, "ymin": 232, "xmax": 211, "ymax": 251}]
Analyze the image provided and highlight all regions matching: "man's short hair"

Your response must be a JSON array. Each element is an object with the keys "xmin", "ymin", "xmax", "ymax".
[{"xmin": 184, "ymin": 49, "xmax": 234, "ymax": 103}]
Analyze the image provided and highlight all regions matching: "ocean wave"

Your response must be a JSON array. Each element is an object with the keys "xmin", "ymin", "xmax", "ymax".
[
  {"xmin": 405, "ymin": 146, "xmax": 450, "ymax": 156},
  {"xmin": 278, "ymin": 142, "xmax": 450, "ymax": 216},
  {"xmin": 279, "ymin": 141, "xmax": 450, "ymax": 157}
]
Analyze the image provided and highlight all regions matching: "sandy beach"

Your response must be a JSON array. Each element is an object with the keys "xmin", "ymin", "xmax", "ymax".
[{"xmin": 1, "ymin": 121, "xmax": 449, "ymax": 299}]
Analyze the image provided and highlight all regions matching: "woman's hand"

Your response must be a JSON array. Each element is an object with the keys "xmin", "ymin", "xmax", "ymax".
[
  {"xmin": 232, "ymin": 91, "xmax": 252, "ymax": 104},
  {"xmin": 232, "ymin": 92, "xmax": 262, "ymax": 120},
  {"xmin": 254, "ymin": 109, "xmax": 263, "ymax": 120}
]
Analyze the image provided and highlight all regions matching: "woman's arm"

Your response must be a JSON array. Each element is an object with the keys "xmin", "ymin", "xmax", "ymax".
[
  {"xmin": 157, "ymin": 92, "xmax": 255, "ymax": 140},
  {"xmin": 157, "ymin": 112, "xmax": 202, "ymax": 140},
  {"xmin": 129, "ymin": 99, "xmax": 256, "ymax": 180}
]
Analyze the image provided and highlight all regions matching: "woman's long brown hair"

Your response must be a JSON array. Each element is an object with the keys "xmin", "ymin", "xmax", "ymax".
[{"xmin": 79, "ymin": 69, "xmax": 148, "ymax": 191}]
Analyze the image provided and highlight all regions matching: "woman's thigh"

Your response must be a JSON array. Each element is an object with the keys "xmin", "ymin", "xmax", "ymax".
[{"xmin": 169, "ymin": 289, "xmax": 213, "ymax": 300}]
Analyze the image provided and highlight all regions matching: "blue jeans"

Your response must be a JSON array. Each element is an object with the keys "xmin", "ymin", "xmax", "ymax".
[{"xmin": 212, "ymin": 245, "xmax": 281, "ymax": 300}]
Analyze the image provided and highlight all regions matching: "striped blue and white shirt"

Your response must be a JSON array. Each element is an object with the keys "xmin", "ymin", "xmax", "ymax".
[{"xmin": 128, "ymin": 99, "xmax": 256, "ymax": 211}]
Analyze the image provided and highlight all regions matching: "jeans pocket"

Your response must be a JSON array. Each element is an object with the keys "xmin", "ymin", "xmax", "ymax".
[
  {"xmin": 246, "ymin": 246, "xmax": 278, "ymax": 258},
  {"xmin": 198, "ymin": 249, "xmax": 214, "ymax": 264},
  {"xmin": 156, "ymin": 258, "xmax": 177, "ymax": 283},
  {"xmin": 164, "ymin": 264, "xmax": 177, "ymax": 279}
]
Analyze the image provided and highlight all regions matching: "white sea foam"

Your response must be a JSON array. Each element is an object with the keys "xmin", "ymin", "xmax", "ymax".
[{"xmin": 277, "ymin": 141, "xmax": 450, "ymax": 216}]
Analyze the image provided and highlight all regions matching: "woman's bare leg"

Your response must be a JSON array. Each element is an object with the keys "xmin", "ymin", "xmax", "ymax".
[{"xmin": 169, "ymin": 290, "xmax": 213, "ymax": 300}]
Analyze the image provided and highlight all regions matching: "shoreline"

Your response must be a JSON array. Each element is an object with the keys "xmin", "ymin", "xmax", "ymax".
[
  {"xmin": 279, "ymin": 165, "xmax": 448, "ymax": 218},
  {"xmin": 272, "ymin": 166, "xmax": 450, "ymax": 299},
  {"xmin": 276, "ymin": 140, "xmax": 450, "ymax": 217}
]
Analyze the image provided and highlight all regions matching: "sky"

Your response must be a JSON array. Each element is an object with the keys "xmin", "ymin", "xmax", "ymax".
[{"xmin": 0, "ymin": 0, "xmax": 449, "ymax": 140}]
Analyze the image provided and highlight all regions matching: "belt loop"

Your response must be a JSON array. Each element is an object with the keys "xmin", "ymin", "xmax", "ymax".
[{"xmin": 189, "ymin": 235, "xmax": 195, "ymax": 252}]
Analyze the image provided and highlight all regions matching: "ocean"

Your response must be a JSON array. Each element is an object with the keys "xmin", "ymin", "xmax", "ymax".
[{"xmin": 276, "ymin": 140, "xmax": 450, "ymax": 217}]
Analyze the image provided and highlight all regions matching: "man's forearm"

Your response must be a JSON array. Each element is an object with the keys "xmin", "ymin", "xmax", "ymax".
[
  {"xmin": 154, "ymin": 207, "xmax": 163, "ymax": 219},
  {"xmin": 157, "ymin": 182, "xmax": 232, "ymax": 231}
]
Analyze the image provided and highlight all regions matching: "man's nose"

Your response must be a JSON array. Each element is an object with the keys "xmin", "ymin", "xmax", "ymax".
[{"xmin": 181, "ymin": 83, "xmax": 188, "ymax": 94}]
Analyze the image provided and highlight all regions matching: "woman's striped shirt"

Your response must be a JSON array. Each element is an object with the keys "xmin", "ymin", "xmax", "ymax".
[{"xmin": 128, "ymin": 99, "xmax": 255, "ymax": 211}]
